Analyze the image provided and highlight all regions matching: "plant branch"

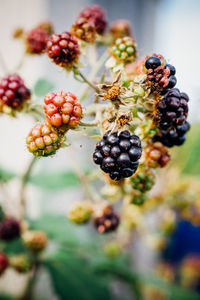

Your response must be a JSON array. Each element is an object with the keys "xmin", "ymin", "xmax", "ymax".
[
  {"xmin": 20, "ymin": 156, "xmax": 37, "ymax": 218},
  {"xmin": 20, "ymin": 261, "xmax": 40, "ymax": 300},
  {"xmin": 73, "ymin": 67, "xmax": 99, "ymax": 93}
]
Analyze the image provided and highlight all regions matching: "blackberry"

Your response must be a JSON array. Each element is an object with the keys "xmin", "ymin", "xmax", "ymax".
[
  {"xmin": 26, "ymin": 27, "xmax": 49, "ymax": 54},
  {"xmin": 26, "ymin": 121, "xmax": 64, "ymax": 157},
  {"xmin": 130, "ymin": 169, "xmax": 155, "ymax": 192},
  {"xmin": 46, "ymin": 32, "xmax": 80, "ymax": 69},
  {"xmin": 44, "ymin": 91, "xmax": 82, "ymax": 129},
  {"xmin": 155, "ymin": 88, "xmax": 189, "ymax": 130},
  {"xmin": 71, "ymin": 17, "xmax": 96, "ymax": 43},
  {"xmin": 23, "ymin": 231, "xmax": 48, "ymax": 253},
  {"xmin": 109, "ymin": 20, "xmax": 132, "ymax": 40},
  {"xmin": 94, "ymin": 206, "xmax": 119, "ymax": 233},
  {"xmin": 145, "ymin": 56, "xmax": 177, "ymax": 92},
  {"xmin": 93, "ymin": 130, "xmax": 142, "ymax": 180},
  {"xmin": 145, "ymin": 142, "xmax": 170, "ymax": 168},
  {"xmin": 0, "ymin": 217, "xmax": 21, "ymax": 241},
  {"xmin": 79, "ymin": 5, "xmax": 107, "ymax": 34},
  {"xmin": 110, "ymin": 36, "xmax": 137, "ymax": 63},
  {"xmin": 154, "ymin": 121, "xmax": 190, "ymax": 148},
  {"xmin": 0, "ymin": 74, "xmax": 30, "ymax": 108}
]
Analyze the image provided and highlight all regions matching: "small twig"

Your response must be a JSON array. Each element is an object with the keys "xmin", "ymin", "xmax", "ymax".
[
  {"xmin": 79, "ymin": 120, "xmax": 98, "ymax": 127},
  {"xmin": 0, "ymin": 51, "xmax": 8, "ymax": 74},
  {"xmin": 73, "ymin": 67, "xmax": 99, "ymax": 92},
  {"xmin": 15, "ymin": 50, "xmax": 26, "ymax": 71},
  {"xmin": 20, "ymin": 156, "xmax": 37, "ymax": 218}
]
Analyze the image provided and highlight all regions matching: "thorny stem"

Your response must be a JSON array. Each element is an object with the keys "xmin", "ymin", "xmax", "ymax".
[
  {"xmin": 20, "ymin": 156, "xmax": 37, "ymax": 218},
  {"xmin": 73, "ymin": 67, "xmax": 99, "ymax": 92}
]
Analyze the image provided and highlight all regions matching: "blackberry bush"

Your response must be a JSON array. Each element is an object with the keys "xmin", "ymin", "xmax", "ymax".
[{"xmin": 93, "ymin": 130, "xmax": 142, "ymax": 181}]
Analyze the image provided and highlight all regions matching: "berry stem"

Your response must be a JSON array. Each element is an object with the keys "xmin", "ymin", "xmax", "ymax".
[
  {"xmin": 20, "ymin": 260, "xmax": 40, "ymax": 300},
  {"xmin": 0, "ymin": 51, "xmax": 9, "ymax": 75},
  {"xmin": 15, "ymin": 51, "xmax": 26, "ymax": 72},
  {"xmin": 79, "ymin": 120, "xmax": 98, "ymax": 127},
  {"xmin": 73, "ymin": 67, "xmax": 99, "ymax": 93},
  {"xmin": 79, "ymin": 50, "xmax": 109, "ymax": 102},
  {"xmin": 20, "ymin": 156, "xmax": 37, "ymax": 217}
]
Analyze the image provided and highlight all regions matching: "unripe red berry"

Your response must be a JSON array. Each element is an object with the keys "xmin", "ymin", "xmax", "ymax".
[
  {"xmin": 0, "ymin": 74, "xmax": 30, "ymax": 109},
  {"xmin": 79, "ymin": 5, "xmax": 107, "ymax": 34},
  {"xmin": 0, "ymin": 217, "xmax": 21, "ymax": 241},
  {"xmin": 26, "ymin": 121, "xmax": 64, "ymax": 157},
  {"xmin": 0, "ymin": 252, "xmax": 9, "ymax": 275},
  {"xmin": 26, "ymin": 27, "xmax": 49, "ymax": 54},
  {"xmin": 44, "ymin": 91, "xmax": 82, "ymax": 130},
  {"xmin": 71, "ymin": 17, "xmax": 97, "ymax": 43},
  {"xmin": 46, "ymin": 32, "xmax": 80, "ymax": 69}
]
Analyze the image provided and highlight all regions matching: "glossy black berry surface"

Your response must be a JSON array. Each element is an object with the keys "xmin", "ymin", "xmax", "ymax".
[
  {"xmin": 93, "ymin": 130, "xmax": 142, "ymax": 180},
  {"xmin": 145, "ymin": 56, "xmax": 161, "ymax": 69}
]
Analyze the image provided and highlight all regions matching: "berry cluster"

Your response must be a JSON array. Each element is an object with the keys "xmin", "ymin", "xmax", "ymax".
[
  {"xmin": 26, "ymin": 27, "xmax": 49, "ymax": 54},
  {"xmin": 109, "ymin": 20, "xmax": 132, "ymax": 40},
  {"xmin": 145, "ymin": 142, "xmax": 170, "ymax": 168},
  {"xmin": 110, "ymin": 36, "xmax": 137, "ymax": 63},
  {"xmin": 93, "ymin": 130, "xmax": 142, "ymax": 181},
  {"xmin": 71, "ymin": 17, "xmax": 97, "ymax": 43},
  {"xmin": 94, "ymin": 206, "xmax": 119, "ymax": 233},
  {"xmin": 26, "ymin": 122, "xmax": 63, "ymax": 157},
  {"xmin": 23, "ymin": 231, "xmax": 48, "ymax": 253},
  {"xmin": 155, "ymin": 88, "xmax": 189, "ymax": 130},
  {"xmin": 47, "ymin": 32, "xmax": 80, "ymax": 69},
  {"xmin": 68, "ymin": 202, "xmax": 92, "ymax": 224},
  {"xmin": 79, "ymin": 5, "xmax": 107, "ymax": 34},
  {"xmin": 0, "ymin": 74, "xmax": 30, "ymax": 109},
  {"xmin": 154, "ymin": 121, "xmax": 190, "ymax": 148},
  {"xmin": 0, "ymin": 217, "xmax": 21, "ymax": 241},
  {"xmin": 130, "ymin": 169, "xmax": 155, "ymax": 193},
  {"xmin": 44, "ymin": 91, "xmax": 82, "ymax": 129},
  {"xmin": 145, "ymin": 56, "xmax": 177, "ymax": 93}
]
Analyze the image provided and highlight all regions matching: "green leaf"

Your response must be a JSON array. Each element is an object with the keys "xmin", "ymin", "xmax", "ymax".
[
  {"xmin": 94, "ymin": 258, "xmax": 200, "ymax": 300},
  {"xmin": 43, "ymin": 249, "xmax": 112, "ymax": 300},
  {"xmin": 29, "ymin": 215, "xmax": 100, "ymax": 249},
  {"xmin": 34, "ymin": 79, "xmax": 54, "ymax": 97},
  {"xmin": 28, "ymin": 170, "xmax": 80, "ymax": 190},
  {"xmin": 172, "ymin": 124, "xmax": 200, "ymax": 176},
  {"xmin": 0, "ymin": 167, "xmax": 17, "ymax": 182},
  {"xmin": 3, "ymin": 238, "xmax": 27, "ymax": 255}
]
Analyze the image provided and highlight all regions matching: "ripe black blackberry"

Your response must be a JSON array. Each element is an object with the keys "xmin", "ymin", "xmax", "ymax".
[
  {"xmin": 145, "ymin": 56, "xmax": 177, "ymax": 92},
  {"xmin": 155, "ymin": 88, "xmax": 189, "ymax": 130},
  {"xmin": 94, "ymin": 206, "xmax": 119, "ymax": 233},
  {"xmin": 93, "ymin": 130, "xmax": 142, "ymax": 180},
  {"xmin": 154, "ymin": 121, "xmax": 190, "ymax": 148}
]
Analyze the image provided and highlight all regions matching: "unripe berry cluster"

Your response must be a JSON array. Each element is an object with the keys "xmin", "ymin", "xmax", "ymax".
[
  {"xmin": 44, "ymin": 91, "xmax": 82, "ymax": 129},
  {"xmin": 109, "ymin": 20, "xmax": 132, "ymax": 40},
  {"xmin": 79, "ymin": 5, "xmax": 107, "ymax": 35},
  {"xmin": 93, "ymin": 130, "xmax": 142, "ymax": 181},
  {"xmin": 130, "ymin": 169, "xmax": 155, "ymax": 193},
  {"xmin": 110, "ymin": 36, "xmax": 137, "ymax": 63},
  {"xmin": 71, "ymin": 17, "xmax": 97, "ymax": 43},
  {"xmin": 0, "ymin": 74, "xmax": 30, "ymax": 109},
  {"xmin": 26, "ymin": 122, "xmax": 63, "ymax": 157},
  {"xmin": 68, "ymin": 201, "xmax": 93, "ymax": 224},
  {"xmin": 47, "ymin": 32, "xmax": 80, "ymax": 69},
  {"xmin": 26, "ymin": 27, "xmax": 49, "ymax": 54},
  {"xmin": 145, "ymin": 142, "xmax": 170, "ymax": 168}
]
